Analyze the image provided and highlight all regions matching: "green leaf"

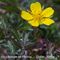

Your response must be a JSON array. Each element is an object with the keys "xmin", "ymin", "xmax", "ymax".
[
  {"xmin": 7, "ymin": 41, "xmax": 15, "ymax": 54},
  {"xmin": 2, "ymin": 6, "xmax": 18, "ymax": 12},
  {"xmin": 0, "ymin": 0, "xmax": 18, "ymax": 3}
]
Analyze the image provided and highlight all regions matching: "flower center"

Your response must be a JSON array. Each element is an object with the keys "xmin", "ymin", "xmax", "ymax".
[{"xmin": 33, "ymin": 14, "xmax": 41, "ymax": 20}]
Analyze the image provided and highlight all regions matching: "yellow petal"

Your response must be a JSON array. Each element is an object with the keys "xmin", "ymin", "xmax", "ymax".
[
  {"xmin": 30, "ymin": 2, "xmax": 42, "ymax": 15},
  {"xmin": 40, "ymin": 18, "xmax": 55, "ymax": 26},
  {"xmin": 21, "ymin": 10, "xmax": 33, "ymax": 20},
  {"xmin": 41, "ymin": 7, "xmax": 54, "ymax": 17},
  {"xmin": 28, "ymin": 19, "xmax": 39, "ymax": 27}
]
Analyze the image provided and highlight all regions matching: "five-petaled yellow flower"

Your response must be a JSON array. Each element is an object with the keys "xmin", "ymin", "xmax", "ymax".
[{"xmin": 21, "ymin": 2, "xmax": 55, "ymax": 27}]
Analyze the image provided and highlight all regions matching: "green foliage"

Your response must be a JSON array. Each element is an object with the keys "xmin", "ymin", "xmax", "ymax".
[{"xmin": 0, "ymin": 0, "xmax": 18, "ymax": 3}]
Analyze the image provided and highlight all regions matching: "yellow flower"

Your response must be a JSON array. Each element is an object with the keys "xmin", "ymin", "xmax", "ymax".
[{"xmin": 21, "ymin": 2, "xmax": 55, "ymax": 27}]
